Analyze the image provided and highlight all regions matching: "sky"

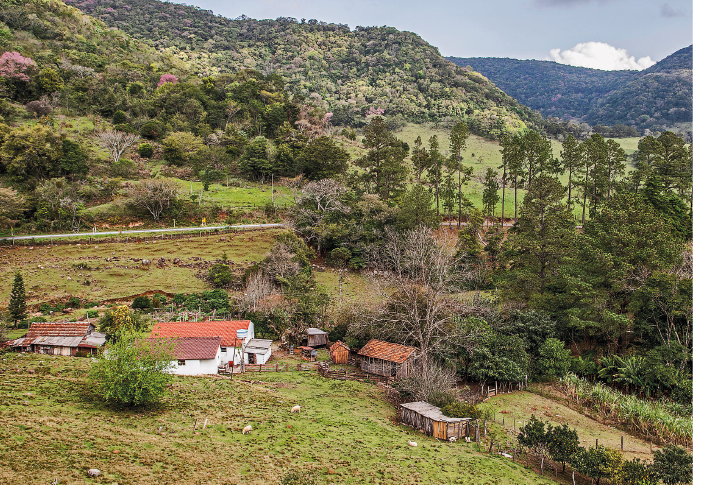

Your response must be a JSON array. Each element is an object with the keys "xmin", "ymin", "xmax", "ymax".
[{"xmin": 182, "ymin": 0, "xmax": 693, "ymax": 70}]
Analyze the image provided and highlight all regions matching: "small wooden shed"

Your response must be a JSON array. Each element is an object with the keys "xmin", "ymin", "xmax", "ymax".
[
  {"xmin": 400, "ymin": 402, "xmax": 471, "ymax": 440},
  {"xmin": 357, "ymin": 339, "xmax": 417, "ymax": 378},
  {"xmin": 306, "ymin": 328, "xmax": 329, "ymax": 347},
  {"xmin": 329, "ymin": 341, "xmax": 350, "ymax": 364}
]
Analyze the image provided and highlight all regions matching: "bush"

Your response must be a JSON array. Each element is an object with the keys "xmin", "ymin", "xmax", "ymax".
[
  {"xmin": 88, "ymin": 331, "xmax": 175, "ymax": 407},
  {"xmin": 87, "ymin": 310, "xmax": 99, "ymax": 318},
  {"xmin": 114, "ymin": 123, "xmax": 137, "ymax": 134},
  {"xmin": 441, "ymin": 401, "xmax": 480, "ymax": 419},
  {"xmin": 428, "ymin": 391, "xmax": 457, "ymax": 409},
  {"xmin": 112, "ymin": 110, "xmax": 127, "ymax": 125},
  {"xmin": 39, "ymin": 303, "xmax": 52, "ymax": 315},
  {"xmin": 137, "ymin": 143, "xmax": 154, "ymax": 158},
  {"xmin": 671, "ymin": 378, "xmax": 692, "ymax": 405},
  {"xmin": 131, "ymin": 296, "xmax": 152, "ymax": 310},
  {"xmin": 67, "ymin": 297, "xmax": 81, "ymax": 309},
  {"xmin": 208, "ymin": 263, "xmax": 232, "ymax": 287},
  {"xmin": 140, "ymin": 121, "xmax": 164, "ymax": 140},
  {"xmin": 111, "ymin": 158, "xmax": 136, "ymax": 178}
]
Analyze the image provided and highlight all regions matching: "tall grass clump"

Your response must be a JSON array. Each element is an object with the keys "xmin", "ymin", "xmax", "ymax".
[{"xmin": 558, "ymin": 374, "xmax": 692, "ymax": 447}]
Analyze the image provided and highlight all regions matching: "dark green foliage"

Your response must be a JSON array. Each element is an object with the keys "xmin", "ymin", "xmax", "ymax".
[
  {"xmin": 280, "ymin": 470, "xmax": 317, "ymax": 485},
  {"xmin": 517, "ymin": 415, "xmax": 549, "ymax": 456},
  {"xmin": 140, "ymin": 121, "xmax": 164, "ymax": 140},
  {"xmin": 112, "ymin": 110, "xmax": 128, "ymax": 125},
  {"xmin": 535, "ymin": 338, "xmax": 572, "ymax": 380},
  {"xmin": 88, "ymin": 331, "xmax": 175, "ymax": 408},
  {"xmin": 546, "ymin": 423, "xmax": 580, "ymax": 472},
  {"xmin": 56, "ymin": 139, "xmax": 89, "ymax": 179},
  {"xmin": 570, "ymin": 445, "xmax": 622, "ymax": 485},
  {"xmin": 649, "ymin": 445, "xmax": 692, "ymax": 485},
  {"xmin": 98, "ymin": 306, "xmax": 150, "ymax": 344},
  {"xmin": 619, "ymin": 458, "xmax": 657, "ymax": 485},
  {"xmin": 441, "ymin": 402, "xmax": 480, "ymax": 420},
  {"xmin": 297, "ymin": 136, "xmax": 350, "ymax": 180},
  {"xmin": 8, "ymin": 272, "xmax": 27, "ymax": 326},
  {"xmin": 395, "ymin": 184, "xmax": 439, "ymax": 231},
  {"xmin": 131, "ymin": 296, "xmax": 152, "ymax": 310},
  {"xmin": 209, "ymin": 263, "xmax": 233, "ymax": 287},
  {"xmin": 427, "ymin": 391, "xmax": 457, "ymax": 409}
]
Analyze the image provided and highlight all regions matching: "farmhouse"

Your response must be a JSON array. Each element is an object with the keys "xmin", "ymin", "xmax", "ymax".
[
  {"xmin": 400, "ymin": 401, "xmax": 471, "ymax": 440},
  {"xmin": 244, "ymin": 338, "xmax": 273, "ymax": 365},
  {"xmin": 305, "ymin": 328, "xmax": 329, "ymax": 347},
  {"xmin": 329, "ymin": 340, "xmax": 350, "ymax": 364},
  {"xmin": 147, "ymin": 336, "xmax": 223, "ymax": 376},
  {"xmin": 12, "ymin": 322, "xmax": 106, "ymax": 356},
  {"xmin": 150, "ymin": 320, "xmax": 253, "ymax": 366},
  {"xmin": 357, "ymin": 339, "xmax": 418, "ymax": 378}
]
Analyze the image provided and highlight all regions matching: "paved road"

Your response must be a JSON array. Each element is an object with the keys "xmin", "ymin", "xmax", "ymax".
[{"xmin": 0, "ymin": 223, "xmax": 288, "ymax": 242}]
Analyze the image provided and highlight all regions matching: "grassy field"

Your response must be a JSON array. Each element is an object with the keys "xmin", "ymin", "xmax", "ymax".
[
  {"xmin": 0, "ymin": 352, "xmax": 557, "ymax": 485},
  {"xmin": 482, "ymin": 385, "xmax": 661, "ymax": 462},
  {"xmin": 0, "ymin": 230, "xmax": 285, "ymax": 307}
]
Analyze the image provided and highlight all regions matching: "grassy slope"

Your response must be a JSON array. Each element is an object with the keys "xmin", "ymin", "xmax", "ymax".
[{"xmin": 0, "ymin": 353, "xmax": 555, "ymax": 485}]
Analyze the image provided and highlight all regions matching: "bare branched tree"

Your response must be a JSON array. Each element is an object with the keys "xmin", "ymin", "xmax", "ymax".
[
  {"xmin": 94, "ymin": 130, "xmax": 140, "ymax": 164},
  {"xmin": 234, "ymin": 269, "xmax": 280, "ymax": 313},
  {"xmin": 293, "ymin": 178, "xmax": 350, "ymax": 253},
  {"xmin": 126, "ymin": 178, "xmax": 180, "ymax": 221}
]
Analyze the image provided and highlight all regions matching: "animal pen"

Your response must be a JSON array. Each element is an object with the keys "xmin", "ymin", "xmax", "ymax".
[{"xmin": 400, "ymin": 402, "xmax": 471, "ymax": 441}]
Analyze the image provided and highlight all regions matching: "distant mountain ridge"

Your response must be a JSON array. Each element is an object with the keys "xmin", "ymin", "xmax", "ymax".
[
  {"xmin": 63, "ymin": 0, "xmax": 548, "ymax": 138},
  {"xmin": 447, "ymin": 46, "xmax": 693, "ymax": 133}
]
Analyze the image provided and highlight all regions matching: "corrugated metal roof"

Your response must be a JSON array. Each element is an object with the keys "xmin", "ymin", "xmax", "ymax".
[
  {"xmin": 146, "ymin": 337, "xmax": 222, "ymax": 360},
  {"xmin": 150, "ymin": 320, "xmax": 251, "ymax": 347},
  {"xmin": 246, "ymin": 339, "xmax": 272, "ymax": 352},
  {"xmin": 79, "ymin": 332, "xmax": 106, "ymax": 348},
  {"xmin": 357, "ymin": 339, "xmax": 417, "ymax": 364},
  {"xmin": 400, "ymin": 402, "xmax": 471, "ymax": 423},
  {"xmin": 30, "ymin": 336, "xmax": 84, "ymax": 347}
]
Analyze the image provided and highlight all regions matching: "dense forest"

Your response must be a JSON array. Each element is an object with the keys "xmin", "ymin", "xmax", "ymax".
[
  {"xmin": 448, "ymin": 46, "xmax": 693, "ymax": 137},
  {"xmin": 1, "ymin": 1, "xmax": 692, "ymax": 481},
  {"xmin": 60, "ymin": 0, "xmax": 554, "ymax": 140}
]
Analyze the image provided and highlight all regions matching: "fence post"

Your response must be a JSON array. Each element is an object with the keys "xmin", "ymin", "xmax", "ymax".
[{"xmin": 621, "ymin": 435, "xmax": 624, "ymax": 451}]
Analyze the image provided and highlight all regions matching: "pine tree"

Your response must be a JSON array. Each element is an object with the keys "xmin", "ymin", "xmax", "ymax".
[{"xmin": 9, "ymin": 272, "xmax": 27, "ymax": 328}]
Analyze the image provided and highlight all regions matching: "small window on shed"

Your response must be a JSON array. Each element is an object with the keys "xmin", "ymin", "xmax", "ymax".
[
  {"xmin": 220, "ymin": 347, "xmax": 227, "ymax": 353},
  {"xmin": 178, "ymin": 360, "xmax": 186, "ymax": 366}
]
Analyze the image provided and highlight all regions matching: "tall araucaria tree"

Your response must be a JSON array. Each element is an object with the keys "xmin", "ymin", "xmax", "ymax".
[{"xmin": 9, "ymin": 272, "xmax": 27, "ymax": 328}]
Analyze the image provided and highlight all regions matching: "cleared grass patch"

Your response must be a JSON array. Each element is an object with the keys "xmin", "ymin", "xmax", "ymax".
[{"xmin": 0, "ymin": 353, "xmax": 556, "ymax": 485}]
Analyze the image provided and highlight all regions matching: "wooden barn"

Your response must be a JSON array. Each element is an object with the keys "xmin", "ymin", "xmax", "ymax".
[
  {"xmin": 400, "ymin": 402, "xmax": 471, "ymax": 440},
  {"xmin": 357, "ymin": 339, "xmax": 417, "ymax": 378},
  {"xmin": 305, "ymin": 328, "xmax": 329, "ymax": 347},
  {"xmin": 329, "ymin": 341, "xmax": 350, "ymax": 364}
]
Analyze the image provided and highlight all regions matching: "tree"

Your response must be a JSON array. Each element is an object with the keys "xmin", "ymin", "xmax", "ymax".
[
  {"xmin": 34, "ymin": 178, "xmax": 82, "ymax": 231},
  {"xmin": 157, "ymin": 73, "xmax": 179, "ymax": 88},
  {"xmin": 0, "ymin": 51, "xmax": 35, "ymax": 82},
  {"xmin": 8, "ymin": 272, "xmax": 27, "ymax": 328},
  {"xmin": 517, "ymin": 415, "xmax": 550, "ymax": 473},
  {"xmin": 328, "ymin": 247, "xmax": 351, "ymax": 299},
  {"xmin": 88, "ymin": 331, "xmax": 175, "ymax": 407},
  {"xmin": 571, "ymin": 445, "xmax": 622, "ymax": 485},
  {"xmin": 97, "ymin": 305, "xmax": 150, "ymax": 344},
  {"xmin": 536, "ymin": 338, "xmax": 572, "ymax": 380},
  {"xmin": 297, "ymin": 135, "xmax": 349, "ymax": 180},
  {"xmin": 209, "ymin": 263, "xmax": 233, "ymax": 287},
  {"xmin": 161, "ymin": 131, "xmax": 203, "ymax": 167},
  {"xmin": 546, "ymin": 423, "xmax": 580, "ymax": 472},
  {"xmin": 649, "ymin": 445, "xmax": 692, "ymax": 485},
  {"xmin": 619, "ymin": 458, "xmax": 657, "ymax": 485},
  {"xmin": 395, "ymin": 184, "xmax": 439, "ymax": 231},
  {"xmin": 0, "ymin": 124, "xmax": 63, "ymax": 188},
  {"xmin": 449, "ymin": 121, "xmax": 469, "ymax": 227},
  {"xmin": 94, "ymin": 130, "xmax": 140, "ymax": 165},
  {"xmin": 560, "ymin": 135, "xmax": 582, "ymax": 208},
  {"xmin": 425, "ymin": 135, "xmax": 445, "ymax": 216},
  {"xmin": 126, "ymin": 178, "xmax": 181, "ymax": 222},
  {"xmin": 355, "ymin": 116, "xmax": 409, "ymax": 202}
]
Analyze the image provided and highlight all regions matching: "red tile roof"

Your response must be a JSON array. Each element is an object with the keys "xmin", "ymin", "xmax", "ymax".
[
  {"xmin": 357, "ymin": 339, "xmax": 417, "ymax": 364},
  {"xmin": 150, "ymin": 320, "xmax": 250, "ymax": 347},
  {"xmin": 146, "ymin": 337, "xmax": 222, "ymax": 361}
]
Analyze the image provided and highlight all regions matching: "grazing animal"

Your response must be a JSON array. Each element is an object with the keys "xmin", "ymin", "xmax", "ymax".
[
  {"xmin": 448, "ymin": 436, "xmax": 457, "ymax": 443},
  {"xmin": 242, "ymin": 425, "xmax": 252, "ymax": 434},
  {"xmin": 465, "ymin": 437, "xmax": 471, "ymax": 443},
  {"xmin": 408, "ymin": 441, "xmax": 417, "ymax": 447},
  {"xmin": 291, "ymin": 405, "xmax": 301, "ymax": 413}
]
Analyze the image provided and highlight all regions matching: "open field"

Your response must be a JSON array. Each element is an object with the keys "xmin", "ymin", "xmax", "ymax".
[
  {"xmin": 482, "ymin": 385, "xmax": 662, "ymax": 462},
  {"xmin": 0, "ymin": 230, "xmax": 285, "ymax": 307},
  {"xmin": 0, "ymin": 352, "xmax": 556, "ymax": 485}
]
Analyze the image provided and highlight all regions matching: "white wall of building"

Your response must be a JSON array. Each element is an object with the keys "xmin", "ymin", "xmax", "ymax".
[{"xmin": 168, "ymin": 348, "xmax": 221, "ymax": 375}]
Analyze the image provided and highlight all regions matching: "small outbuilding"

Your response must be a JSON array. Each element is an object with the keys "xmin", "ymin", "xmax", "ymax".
[
  {"xmin": 400, "ymin": 401, "xmax": 471, "ymax": 440},
  {"xmin": 357, "ymin": 339, "xmax": 418, "ymax": 378},
  {"xmin": 244, "ymin": 338, "xmax": 273, "ymax": 365},
  {"xmin": 12, "ymin": 322, "xmax": 106, "ymax": 356},
  {"xmin": 329, "ymin": 341, "xmax": 351, "ymax": 364},
  {"xmin": 305, "ymin": 328, "xmax": 329, "ymax": 347}
]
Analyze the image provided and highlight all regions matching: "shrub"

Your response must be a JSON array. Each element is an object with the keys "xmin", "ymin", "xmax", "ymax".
[
  {"xmin": 88, "ymin": 331, "xmax": 175, "ymax": 407},
  {"xmin": 87, "ymin": 310, "xmax": 99, "ymax": 318},
  {"xmin": 67, "ymin": 296, "xmax": 81, "ymax": 308},
  {"xmin": 428, "ymin": 391, "xmax": 457, "ymax": 409},
  {"xmin": 208, "ymin": 263, "xmax": 232, "ymax": 287},
  {"xmin": 137, "ymin": 143, "xmax": 154, "ymax": 158},
  {"xmin": 39, "ymin": 303, "xmax": 52, "ymax": 315},
  {"xmin": 114, "ymin": 123, "xmax": 137, "ymax": 134},
  {"xmin": 112, "ymin": 110, "xmax": 127, "ymax": 125},
  {"xmin": 140, "ymin": 121, "xmax": 164, "ymax": 140},
  {"xmin": 671, "ymin": 378, "xmax": 692, "ymax": 405},
  {"xmin": 441, "ymin": 401, "xmax": 480, "ymax": 419},
  {"xmin": 131, "ymin": 296, "xmax": 152, "ymax": 310}
]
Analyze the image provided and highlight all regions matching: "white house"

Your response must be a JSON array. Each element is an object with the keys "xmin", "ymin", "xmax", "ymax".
[
  {"xmin": 149, "ymin": 336, "xmax": 223, "ymax": 376},
  {"xmin": 244, "ymin": 339, "xmax": 273, "ymax": 365},
  {"xmin": 150, "ymin": 320, "xmax": 254, "ymax": 366}
]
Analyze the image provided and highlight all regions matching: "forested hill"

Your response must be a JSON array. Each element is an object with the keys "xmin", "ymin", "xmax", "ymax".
[
  {"xmin": 448, "ymin": 45, "xmax": 693, "ymax": 134},
  {"xmin": 62, "ymin": 0, "xmax": 543, "ymax": 138}
]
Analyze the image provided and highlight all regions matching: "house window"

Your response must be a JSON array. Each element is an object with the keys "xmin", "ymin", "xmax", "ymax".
[
  {"xmin": 220, "ymin": 347, "xmax": 227, "ymax": 353},
  {"xmin": 178, "ymin": 360, "xmax": 186, "ymax": 366}
]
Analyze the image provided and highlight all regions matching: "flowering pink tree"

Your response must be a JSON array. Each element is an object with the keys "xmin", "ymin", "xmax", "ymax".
[
  {"xmin": 0, "ymin": 52, "xmax": 36, "ymax": 82},
  {"xmin": 365, "ymin": 106, "xmax": 385, "ymax": 117},
  {"xmin": 156, "ymin": 73, "xmax": 179, "ymax": 88}
]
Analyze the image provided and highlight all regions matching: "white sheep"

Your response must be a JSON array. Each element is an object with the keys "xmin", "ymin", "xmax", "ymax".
[
  {"xmin": 465, "ymin": 437, "xmax": 471, "ymax": 443},
  {"xmin": 242, "ymin": 425, "xmax": 252, "ymax": 434},
  {"xmin": 291, "ymin": 405, "xmax": 301, "ymax": 413},
  {"xmin": 408, "ymin": 441, "xmax": 417, "ymax": 447},
  {"xmin": 448, "ymin": 436, "xmax": 457, "ymax": 443}
]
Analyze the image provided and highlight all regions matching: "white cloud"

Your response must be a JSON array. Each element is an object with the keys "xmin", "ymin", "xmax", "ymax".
[{"xmin": 547, "ymin": 42, "xmax": 656, "ymax": 70}]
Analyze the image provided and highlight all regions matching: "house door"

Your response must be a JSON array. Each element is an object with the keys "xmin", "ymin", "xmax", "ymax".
[{"xmin": 247, "ymin": 353, "xmax": 256, "ymax": 365}]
